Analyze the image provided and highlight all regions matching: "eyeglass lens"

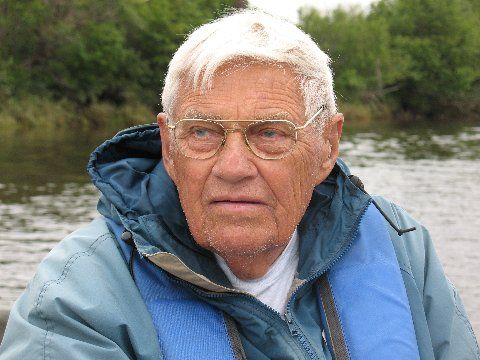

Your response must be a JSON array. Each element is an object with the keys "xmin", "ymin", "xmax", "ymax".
[{"xmin": 174, "ymin": 120, "xmax": 297, "ymax": 159}]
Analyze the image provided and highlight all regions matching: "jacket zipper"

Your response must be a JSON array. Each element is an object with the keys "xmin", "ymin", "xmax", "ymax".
[{"xmin": 283, "ymin": 198, "xmax": 372, "ymax": 359}]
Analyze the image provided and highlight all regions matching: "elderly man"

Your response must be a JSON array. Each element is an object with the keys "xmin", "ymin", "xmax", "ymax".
[{"xmin": 1, "ymin": 10, "xmax": 478, "ymax": 360}]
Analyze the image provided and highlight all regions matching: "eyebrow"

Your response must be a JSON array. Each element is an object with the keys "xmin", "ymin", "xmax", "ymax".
[
  {"xmin": 253, "ymin": 112, "xmax": 292, "ymax": 121},
  {"xmin": 184, "ymin": 110, "xmax": 223, "ymax": 120},
  {"xmin": 183, "ymin": 110, "xmax": 293, "ymax": 121}
]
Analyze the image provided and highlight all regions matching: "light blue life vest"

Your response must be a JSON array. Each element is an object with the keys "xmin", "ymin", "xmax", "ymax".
[{"xmin": 106, "ymin": 202, "xmax": 419, "ymax": 360}]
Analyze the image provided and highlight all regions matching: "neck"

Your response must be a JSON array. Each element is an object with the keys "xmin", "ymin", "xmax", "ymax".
[{"xmin": 219, "ymin": 246, "xmax": 286, "ymax": 280}]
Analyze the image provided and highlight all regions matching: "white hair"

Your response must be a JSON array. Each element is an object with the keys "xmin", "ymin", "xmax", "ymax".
[{"xmin": 161, "ymin": 10, "xmax": 336, "ymax": 127}]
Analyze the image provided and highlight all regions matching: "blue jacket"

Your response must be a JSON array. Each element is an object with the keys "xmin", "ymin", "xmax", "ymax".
[{"xmin": 1, "ymin": 124, "xmax": 478, "ymax": 359}]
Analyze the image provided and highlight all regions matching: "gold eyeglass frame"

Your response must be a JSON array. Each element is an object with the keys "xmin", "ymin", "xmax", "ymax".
[{"xmin": 167, "ymin": 105, "xmax": 326, "ymax": 160}]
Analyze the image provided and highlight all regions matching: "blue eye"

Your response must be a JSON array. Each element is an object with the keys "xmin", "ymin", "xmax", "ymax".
[
  {"xmin": 260, "ymin": 129, "xmax": 279, "ymax": 138},
  {"xmin": 193, "ymin": 128, "xmax": 210, "ymax": 138}
]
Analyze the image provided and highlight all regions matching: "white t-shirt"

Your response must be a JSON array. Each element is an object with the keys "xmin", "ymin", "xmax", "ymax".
[{"xmin": 215, "ymin": 230, "xmax": 299, "ymax": 315}]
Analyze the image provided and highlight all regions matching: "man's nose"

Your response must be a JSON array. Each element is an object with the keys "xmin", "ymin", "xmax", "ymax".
[{"xmin": 211, "ymin": 131, "xmax": 258, "ymax": 182}]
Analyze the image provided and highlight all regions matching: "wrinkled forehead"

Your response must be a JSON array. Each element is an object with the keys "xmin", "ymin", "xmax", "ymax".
[
  {"xmin": 172, "ymin": 62, "xmax": 305, "ymax": 123},
  {"xmin": 182, "ymin": 109, "xmax": 294, "ymax": 122}
]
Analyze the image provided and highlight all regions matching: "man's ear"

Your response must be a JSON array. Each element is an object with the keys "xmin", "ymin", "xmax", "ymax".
[
  {"xmin": 315, "ymin": 113, "xmax": 344, "ymax": 183},
  {"xmin": 157, "ymin": 113, "xmax": 177, "ymax": 183}
]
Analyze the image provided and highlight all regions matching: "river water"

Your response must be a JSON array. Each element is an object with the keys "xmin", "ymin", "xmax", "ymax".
[{"xmin": 1, "ymin": 124, "xmax": 479, "ymax": 337}]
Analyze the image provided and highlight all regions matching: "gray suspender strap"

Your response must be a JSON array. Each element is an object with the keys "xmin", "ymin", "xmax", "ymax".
[
  {"xmin": 318, "ymin": 273, "xmax": 350, "ymax": 360},
  {"xmin": 223, "ymin": 313, "xmax": 247, "ymax": 360}
]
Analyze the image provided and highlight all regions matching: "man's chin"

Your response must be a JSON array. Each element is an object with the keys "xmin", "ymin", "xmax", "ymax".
[{"xmin": 199, "ymin": 222, "xmax": 280, "ymax": 257}]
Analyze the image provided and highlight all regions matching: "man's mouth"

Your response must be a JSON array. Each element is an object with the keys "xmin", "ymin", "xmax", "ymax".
[{"xmin": 210, "ymin": 197, "xmax": 267, "ymax": 211}]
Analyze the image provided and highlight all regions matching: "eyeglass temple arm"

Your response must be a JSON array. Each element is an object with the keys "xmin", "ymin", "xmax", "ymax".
[{"xmin": 295, "ymin": 105, "xmax": 326, "ymax": 130}]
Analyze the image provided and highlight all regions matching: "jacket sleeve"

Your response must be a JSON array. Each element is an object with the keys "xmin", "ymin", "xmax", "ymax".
[
  {"xmin": 0, "ymin": 218, "xmax": 161, "ymax": 360},
  {"xmin": 374, "ymin": 196, "xmax": 480, "ymax": 360},
  {"xmin": 0, "ymin": 285, "xmax": 133, "ymax": 360}
]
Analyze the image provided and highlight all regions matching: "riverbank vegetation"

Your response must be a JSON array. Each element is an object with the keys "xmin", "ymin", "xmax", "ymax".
[
  {"xmin": 1, "ymin": 0, "xmax": 479, "ymax": 132},
  {"xmin": 0, "ymin": 0, "xmax": 242, "ymax": 131},
  {"xmin": 300, "ymin": 0, "xmax": 480, "ymax": 124}
]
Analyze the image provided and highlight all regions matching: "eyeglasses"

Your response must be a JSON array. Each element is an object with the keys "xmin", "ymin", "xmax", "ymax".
[{"xmin": 167, "ymin": 105, "xmax": 326, "ymax": 160}]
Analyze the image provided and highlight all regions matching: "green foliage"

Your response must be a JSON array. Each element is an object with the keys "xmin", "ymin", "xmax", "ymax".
[
  {"xmin": 0, "ymin": 0, "xmax": 238, "ymax": 128},
  {"xmin": 0, "ymin": 95, "xmax": 154, "ymax": 132},
  {"xmin": 300, "ymin": 7, "xmax": 399, "ymax": 100},
  {"xmin": 373, "ymin": 0, "xmax": 480, "ymax": 117},
  {"xmin": 299, "ymin": 0, "xmax": 480, "ymax": 121},
  {"xmin": 118, "ymin": 0, "xmax": 237, "ymax": 106},
  {"xmin": 1, "ymin": 0, "xmax": 478, "ymax": 126}
]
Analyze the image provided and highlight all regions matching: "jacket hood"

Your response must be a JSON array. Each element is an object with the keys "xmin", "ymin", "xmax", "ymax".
[{"xmin": 87, "ymin": 124, "xmax": 371, "ymax": 286}]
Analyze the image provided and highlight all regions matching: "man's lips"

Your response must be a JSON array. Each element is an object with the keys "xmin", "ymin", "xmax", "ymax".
[
  {"xmin": 211, "ymin": 197, "xmax": 265, "ymax": 204},
  {"xmin": 209, "ymin": 197, "xmax": 268, "ymax": 211}
]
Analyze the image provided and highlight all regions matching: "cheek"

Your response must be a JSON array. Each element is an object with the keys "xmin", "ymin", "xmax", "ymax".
[
  {"xmin": 266, "ymin": 163, "xmax": 315, "ymax": 223},
  {"xmin": 299, "ymin": 137, "xmax": 332, "ymax": 186},
  {"xmin": 292, "ymin": 147, "xmax": 322, "ymax": 192},
  {"xmin": 271, "ymin": 142, "xmax": 327, "ymax": 217},
  {"xmin": 171, "ymin": 159, "xmax": 211, "ymax": 217},
  {"xmin": 174, "ymin": 171, "xmax": 210, "ymax": 248}
]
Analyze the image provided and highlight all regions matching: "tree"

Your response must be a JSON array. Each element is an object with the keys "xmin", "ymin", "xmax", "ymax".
[
  {"xmin": 299, "ymin": 0, "xmax": 480, "ymax": 120},
  {"xmin": 300, "ymin": 6, "xmax": 402, "ymax": 109},
  {"xmin": 372, "ymin": 0, "xmax": 480, "ymax": 118},
  {"xmin": 0, "ymin": 0, "xmax": 238, "ymax": 109}
]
